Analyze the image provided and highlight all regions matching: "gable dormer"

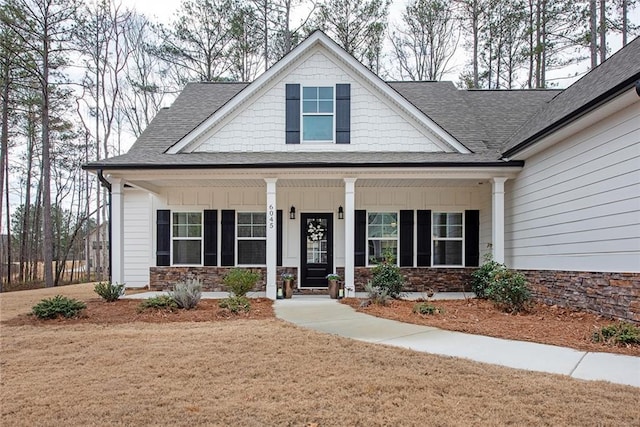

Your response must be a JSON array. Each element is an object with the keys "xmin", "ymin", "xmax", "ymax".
[{"xmin": 168, "ymin": 31, "xmax": 469, "ymax": 155}]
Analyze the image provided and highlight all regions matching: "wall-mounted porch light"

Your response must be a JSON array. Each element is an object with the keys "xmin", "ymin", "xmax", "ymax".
[
  {"xmin": 289, "ymin": 206, "xmax": 296, "ymax": 220},
  {"xmin": 338, "ymin": 206, "xmax": 344, "ymax": 220}
]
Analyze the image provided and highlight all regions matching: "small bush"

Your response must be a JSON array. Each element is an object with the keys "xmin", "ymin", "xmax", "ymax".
[
  {"xmin": 370, "ymin": 250, "xmax": 405, "ymax": 299},
  {"xmin": 413, "ymin": 302, "xmax": 444, "ymax": 315},
  {"xmin": 471, "ymin": 253, "xmax": 503, "ymax": 299},
  {"xmin": 219, "ymin": 296, "xmax": 251, "ymax": 313},
  {"xmin": 170, "ymin": 279, "xmax": 202, "ymax": 309},
  {"xmin": 31, "ymin": 295, "xmax": 86, "ymax": 319},
  {"xmin": 364, "ymin": 282, "xmax": 390, "ymax": 306},
  {"xmin": 137, "ymin": 295, "xmax": 177, "ymax": 312},
  {"xmin": 94, "ymin": 281, "xmax": 125, "ymax": 302},
  {"xmin": 592, "ymin": 322, "xmax": 640, "ymax": 346},
  {"xmin": 485, "ymin": 269, "xmax": 531, "ymax": 312},
  {"xmin": 223, "ymin": 268, "xmax": 261, "ymax": 297}
]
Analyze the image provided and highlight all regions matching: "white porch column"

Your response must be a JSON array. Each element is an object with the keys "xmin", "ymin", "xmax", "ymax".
[
  {"xmin": 344, "ymin": 178, "xmax": 357, "ymax": 297},
  {"xmin": 110, "ymin": 177, "xmax": 125, "ymax": 285},
  {"xmin": 491, "ymin": 177, "xmax": 508, "ymax": 264},
  {"xmin": 265, "ymin": 178, "xmax": 278, "ymax": 300}
]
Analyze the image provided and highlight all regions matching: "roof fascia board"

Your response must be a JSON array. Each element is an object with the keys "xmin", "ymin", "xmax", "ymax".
[
  {"xmin": 167, "ymin": 31, "xmax": 470, "ymax": 155},
  {"xmin": 502, "ymin": 76, "xmax": 640, "ymax": 159}
]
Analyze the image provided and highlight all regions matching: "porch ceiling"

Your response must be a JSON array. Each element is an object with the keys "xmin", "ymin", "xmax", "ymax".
[{"xmin": 127, "ymin": 177, "xmax": 487, "ymax": 190}]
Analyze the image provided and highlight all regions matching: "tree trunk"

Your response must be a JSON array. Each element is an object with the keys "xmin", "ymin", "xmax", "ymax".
[
  {"xmin": 622, "ymin": 0, "xmax": 627, "ymax": 45},
  {"xmin": 472, "ymin": 0, "xmax": 479, "ymax": 88},
  {"xmin": 42, "ymin": 29, "xmax": 54, "ymax": 288},
  {"xmin": 599, "ymin": 0, "xmax": 606, "ymax": 62},
  {"xmin": 0, "ymin": 61, "xmax": 9, "ymax": 289},
  {"xmin": 590, "ymin": 0, "xmax": 598, "ymax": 67}
]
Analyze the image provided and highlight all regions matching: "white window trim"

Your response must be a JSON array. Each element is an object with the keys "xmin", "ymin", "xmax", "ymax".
[
  {"xmin": 171, "ymin": 210, "xmax": 204, "ymax": 267},
  {"xmin": 236, "ymin": 211, "xmax": 267, "ymax": 267},
  {"xmin": 431, "ymin": 211, "xmax": 465, "ymax": 268},
  {"xmin": 301, "ymin": 85, "xmax": 335, "ymax": 144},
  {"xmin": 366, "ymin": 211, "xmax": 400, "ymax": 267}
]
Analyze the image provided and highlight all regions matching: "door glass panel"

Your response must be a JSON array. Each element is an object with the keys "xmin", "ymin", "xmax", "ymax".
[{"xmin": 306, "ymin": 217, "xmax": 328, "ymax": 264}]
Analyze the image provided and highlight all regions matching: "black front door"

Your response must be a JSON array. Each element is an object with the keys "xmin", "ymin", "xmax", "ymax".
[{"xmin": 301, "ymin": 213, "xmax": 333, "ymax": 287}]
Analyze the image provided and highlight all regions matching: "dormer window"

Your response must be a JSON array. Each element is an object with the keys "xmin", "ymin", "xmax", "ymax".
[
  {"xmin": 286, "ymin": 83, "xmax": 350, "ymax": 145},
  {"xmin": 303, "ymin": 86, "xmax": 334, "ymax": 142}
]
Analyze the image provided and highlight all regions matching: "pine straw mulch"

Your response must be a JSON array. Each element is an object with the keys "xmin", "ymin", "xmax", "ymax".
[
  {"xmin": 3, "ymin": 298, "xmax": 274, "ymax": 326},
  {"xmin": 341, "ymin": 297, "xmax": 640, "ymax": 357}
]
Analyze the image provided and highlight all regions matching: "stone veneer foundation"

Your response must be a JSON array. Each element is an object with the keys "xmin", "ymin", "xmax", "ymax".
[{"xmin": 523, "ymin": 270, "xmax": 640, "ymax": 324}]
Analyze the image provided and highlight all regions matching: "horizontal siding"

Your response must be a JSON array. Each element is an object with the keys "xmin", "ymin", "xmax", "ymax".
[
  {"xmin": 505, "ymin": 101, "xmax": 640, "ymax": 272},
  {"xmin": 123, "ymin": 190, "xmax": 151, "ymax": 287}
]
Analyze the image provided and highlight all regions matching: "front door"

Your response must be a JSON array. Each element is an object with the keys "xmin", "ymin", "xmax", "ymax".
[{"xmin": 300, "ymin": 213, "xmax": 333, "ymax": 287}]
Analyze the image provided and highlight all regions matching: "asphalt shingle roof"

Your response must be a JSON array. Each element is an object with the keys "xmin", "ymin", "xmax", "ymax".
[
  {"xmin": 502, "ymin": 36, "xmax": 640, "ymax": 156},
  {"xmin": 85, "ymin": 36, "xmax": 639, "ymax": 170}
]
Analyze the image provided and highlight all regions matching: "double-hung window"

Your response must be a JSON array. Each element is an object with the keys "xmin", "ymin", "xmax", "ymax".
[
  {"xmin": 433, "ymin": 212, "xmax": 463, "ymax": 266},
  {"xmin": 302, "ymin": 86, "xmax": 334, "ymax": 142},
  {"xmin": 367, "ymin": 212, "xmax": 398, "ymax": 265},
  {"xmin": 172, "ymin": 212, "xmax": 202, "ymax": 265},
  {"xmin": 237, "ymin": 212, "xmax": 266, "ymax": 265}
]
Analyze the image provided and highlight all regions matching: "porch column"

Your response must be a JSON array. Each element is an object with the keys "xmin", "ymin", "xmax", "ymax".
[
  {"xmin": 265, "ymin": 178, "xmax": 278, "ymax": 300},
  {"xmin": 491, "ymin": 177, "xmax": 508, "ymax": 264},
  {"xmin": 344, "ymin": 178, "xmax": 357, "ymax": 297},
  {"xmin": 110, "ymin": 177, "xmax": 124, "ymax": 284}
]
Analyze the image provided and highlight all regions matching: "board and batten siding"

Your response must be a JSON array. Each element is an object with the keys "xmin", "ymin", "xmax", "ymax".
[
  {"xmin": 193, "ymin": 51, "xmax": 445, "ymax": 153},
  {"xmin": 123, "ymin": 189, "xmax": 152, "ymax": 287},
  {"xmin": 505, "ymin": 100, "xmax": 640, "ymax": 272}
]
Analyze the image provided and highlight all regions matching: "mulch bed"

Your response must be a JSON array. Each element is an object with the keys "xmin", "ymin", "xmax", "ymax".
[
  {"xmin": 4, "ymin": 298, "xmax": 275, "ymax": 326},
  {"xmin": 341, "ymin": 297, "xmax": 640, "ymax": 357}
]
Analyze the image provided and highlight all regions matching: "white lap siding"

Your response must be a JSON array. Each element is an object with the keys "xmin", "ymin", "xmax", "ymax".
[
  {"xmin": 123, "ymin": 189, "xmax": 152, "ymax": 287},
  {"xmin": 505, "ymin": 101, "xmax": 640, "ymax": 272}
]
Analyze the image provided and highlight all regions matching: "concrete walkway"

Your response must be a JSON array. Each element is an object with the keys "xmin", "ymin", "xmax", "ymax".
[{"xmin": 274, "ymin": 298, "xmax": 640, "ymax": 388}]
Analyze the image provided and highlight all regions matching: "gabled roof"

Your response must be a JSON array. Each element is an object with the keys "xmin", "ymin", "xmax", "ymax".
[
  {"xmin": 167, "ymin": 31, "xmax": 470, "ymax": 155},
  {"xmin": 502, "ymin": 36, "xmax": 640, "ymax": 158}
]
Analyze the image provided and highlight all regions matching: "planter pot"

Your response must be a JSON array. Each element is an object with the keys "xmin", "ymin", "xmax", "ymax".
[
  {"xmin": 328, "ymin": 279, "xmax": 339, "ymax": 299},
  {"xmin": 284, "ymin": 280, "xmax": 294, "ymax": 299}
]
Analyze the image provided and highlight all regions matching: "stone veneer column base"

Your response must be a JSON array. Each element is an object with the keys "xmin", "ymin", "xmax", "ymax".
[{"xmin": 523, "ymin": 270, "xmax": 640, "ymax": 324}]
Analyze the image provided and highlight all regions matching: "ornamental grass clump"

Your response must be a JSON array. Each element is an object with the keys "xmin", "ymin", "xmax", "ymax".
[
  {"xmin": 170, "ymin": 279, "xmax": 202, "ymax": 309},
  {"xmin": 94, "ymin": 281, "xmax": 125, "ymax": 302},
  {"xmin": 31, "ymin": 295, "xmax": 86, "ymax": 319},
  {"xmin": 364, "ymin": 282, "xmax": 390, "ymax": 306}
]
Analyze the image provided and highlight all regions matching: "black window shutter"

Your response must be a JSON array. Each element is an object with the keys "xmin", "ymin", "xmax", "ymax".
[
  {"xmin": 156, "ymin": 210, "xmax": 171, "ymax": 266},
  {"xmin": 416, "ymin": 210, "xmax": 431, "ymax": 267},
  {"xmin": 335, "ymin": 83, "xmax": 350, "ymax": 144},
  {"xmin": 465, "ymin": 210, "xmax": 480, "ymax": 267},
  {"xmin": 221, "ymin": 210, "xmax": 235, "ymax": 266},
  {"xmin": 285, "ymin": 84, "xmax": 300, "ymax": 144},
  {"xmin": 399, "ymin": 210, "xmax": 414, "ymax": 267},
  {"xmin": 203, "ymin": 210, "xmax": 217, "ymax": 266},
  {"xmin": 277, "ymin": 210, "xmax": 283, "ymax": 266},
  {"xmin": 354, "ymin": 210, "xmax": 366, "ymax": 266}
]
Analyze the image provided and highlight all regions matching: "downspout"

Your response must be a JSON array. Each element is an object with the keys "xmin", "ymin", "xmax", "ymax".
[{"xmin": 97, "ymin": 169, "xmax": 112, "ymax": 283}]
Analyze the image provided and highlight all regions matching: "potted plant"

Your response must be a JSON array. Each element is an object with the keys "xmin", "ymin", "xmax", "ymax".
[
  {"xmin": 281, "ymin": 272, "xmax": 295, "ymax": 299},
  {"xmin": 326, "ymin": 273, "xmax": 341, "ymax": 299}
]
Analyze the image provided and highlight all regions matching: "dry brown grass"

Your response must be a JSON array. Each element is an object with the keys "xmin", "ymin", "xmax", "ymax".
[{"xmin": 1, "ymin": 285, "xmax": 639, "ymax": 425}]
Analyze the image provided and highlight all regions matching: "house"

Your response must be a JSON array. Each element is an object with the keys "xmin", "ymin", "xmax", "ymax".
[{"xmin": 84, "ymin": 32, "xmax": 640, "ymax": 322}]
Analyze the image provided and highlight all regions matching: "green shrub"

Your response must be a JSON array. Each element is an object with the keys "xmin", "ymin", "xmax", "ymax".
[
  {"xmin": 31, "ymin": 295, "xmax": 87, "ymax": 319},
  {"xmin": 137, "ymin": 295, "xmax": 178, "ymax": 312},
  {"xmin": 413, "ymin": 302, "xmax": 444, "ymax": 315},
  {"xmin": 370, "ymin": 250, "xmax": 405, "ymax": 299},
  {"xmin": 592, "ymin": 322, "xmax": 640, "ymax": 346},
  {"xmin": 219, "ymin": 296, "xmax": 251, "ymax": 313},
  {"xmin": 485, "ymin": 269, "xmax": 530, "ymax": 313},
  {"xmin": 94, "ymin": 281, "xmax": 125, "ymax": 302},
  {"xmin": 170, "ymin": 279, "xmax": 202, "ymax": 309},
  {"xmin": 471, "ymin": 253, "xmax": 503, "ymax": 299},
  {"xmin": 364, "ymin": 282, "xmax": 390, "ymax": 306},
  {"xmin": 223, "ymin": 268, "xmax": 261, "ymax": 297}
]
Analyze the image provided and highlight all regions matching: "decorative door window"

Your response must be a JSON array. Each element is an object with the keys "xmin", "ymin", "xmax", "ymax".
[{"xmin": 306, "ymin": 218, "xmax": 328, "ymax": 263}]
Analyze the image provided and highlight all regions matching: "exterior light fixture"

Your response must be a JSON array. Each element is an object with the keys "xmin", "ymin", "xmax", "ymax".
[
  {"xmin": 289, "ymin": 206, "xmax": 296, "ymax": 220},
  {"xmin": 338, "ymin": 206, "xmax": 344, "ymax": 220}
]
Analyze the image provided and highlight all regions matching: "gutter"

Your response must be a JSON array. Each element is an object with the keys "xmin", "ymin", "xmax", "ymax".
[{"xmin": 97, "ymin": 170, "xmax": 113, "ymax": 283}]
